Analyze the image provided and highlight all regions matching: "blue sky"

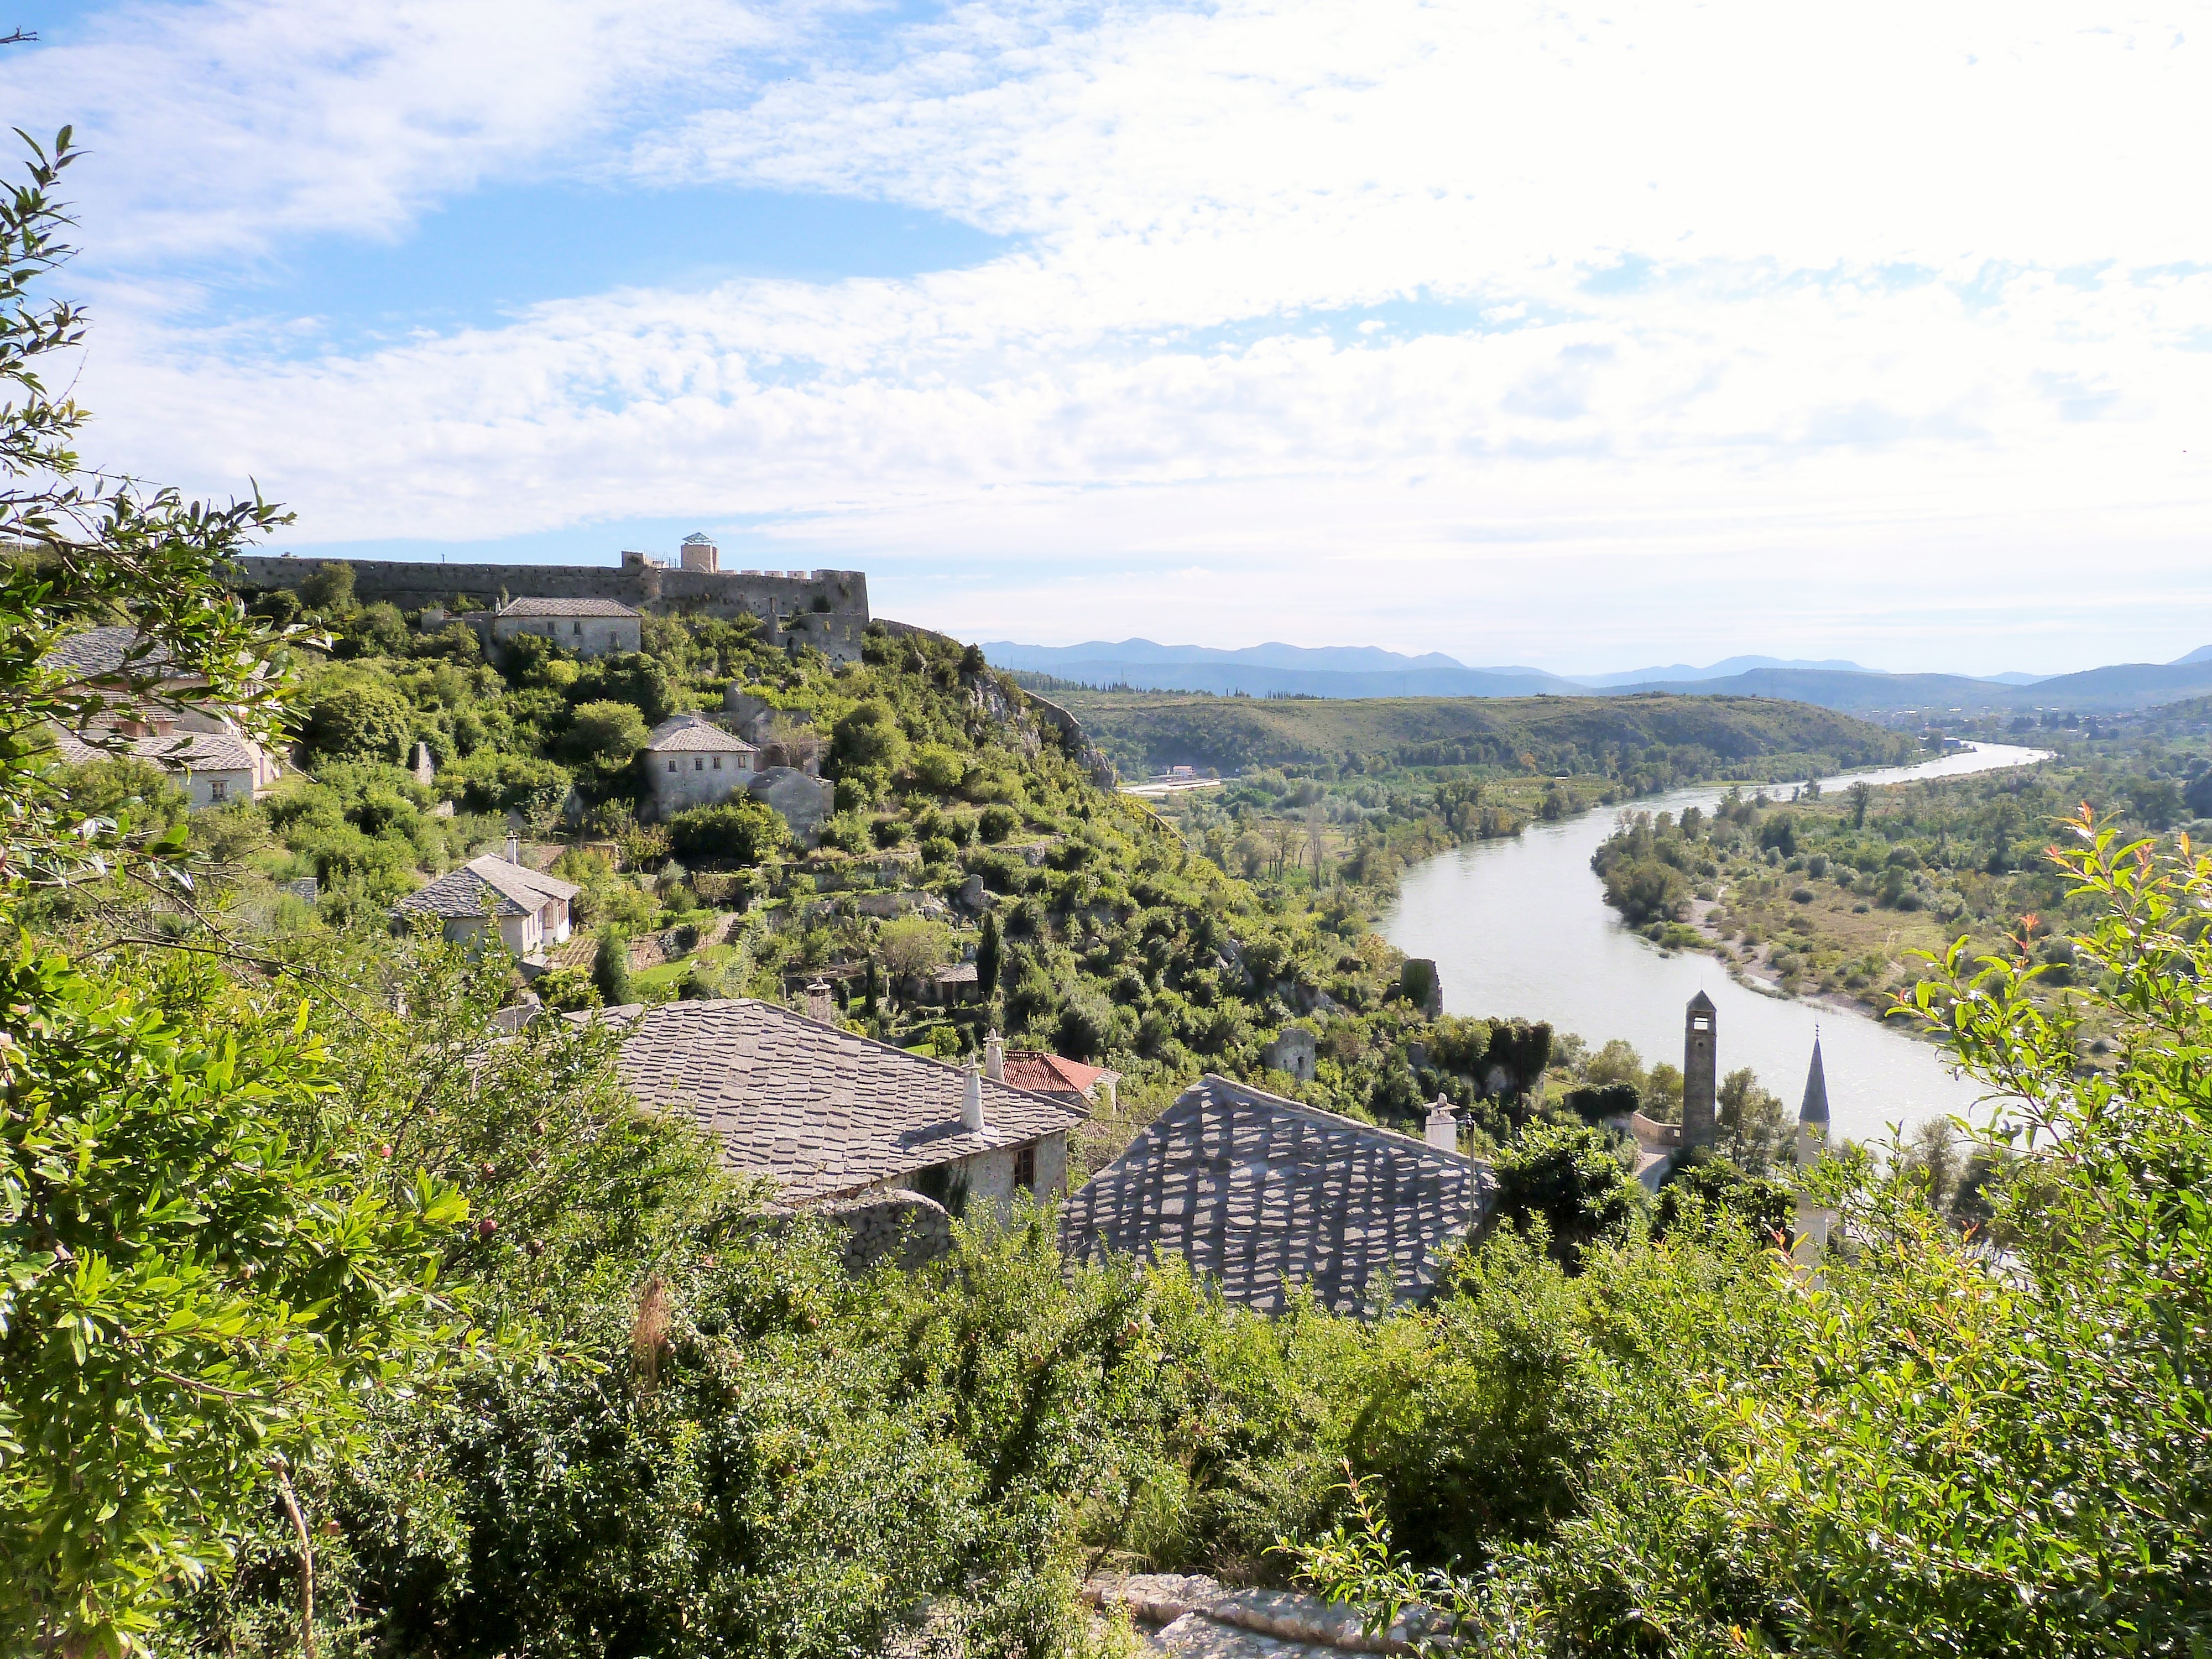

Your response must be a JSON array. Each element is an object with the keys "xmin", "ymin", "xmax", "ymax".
[{"xmin": 6, "ymin": 0, "xmax": 2209, "ymax": 674}]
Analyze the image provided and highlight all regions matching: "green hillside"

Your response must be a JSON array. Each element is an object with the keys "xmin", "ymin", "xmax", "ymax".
[{"xmin": 1061, "ymin": 689, "xmax": 1919, "ymax": 779}]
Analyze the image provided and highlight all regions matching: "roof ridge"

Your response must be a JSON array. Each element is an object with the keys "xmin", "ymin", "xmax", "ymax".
[{"xmin": 1192, "ymin": 1072, "xmax": 1486, "ymax": 1167}]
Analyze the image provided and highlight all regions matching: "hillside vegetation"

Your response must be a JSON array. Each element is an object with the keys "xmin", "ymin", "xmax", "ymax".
[{"xmin": 1060, "ymin": 688, "xmax": 1917, "ymax": 779}]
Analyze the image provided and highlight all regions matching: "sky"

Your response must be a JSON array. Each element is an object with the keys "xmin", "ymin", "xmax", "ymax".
[{"xmin": 5, "ymin": 0, "xmax": 2210, "ymax": 676}]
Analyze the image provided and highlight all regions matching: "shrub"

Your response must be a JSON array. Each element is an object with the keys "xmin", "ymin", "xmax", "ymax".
[
  {"xmin": 909, "ymin": 743, "xmax": 967, "ymax": 794},
  {"xmin": 560, "ymin": 699, "xmax": 650, "ymax": 779},
  {"xmin": 978, "ymin": 804, "xmax": 1019, "ymax": 843},
  {"xmin": 1490, "ymin": 1122, "xmax": 1641, "ymax": 1267},
  {"xmin": 298, "ymin": 560, "xmax": 355, "ymax": 611},
  {"xmin": 830, "ymin": 702, "xmax": 907, "ymax": 776},
  {"xmin": 304, "ymin": 679, "xmax": 413, "ymax": 764},
  {"xmin": 666, "ymin": 797, "xmax": 787, "ymax": 865},
  {"xmin": 592, "ymin": 929, "xmax": 633, "ymax": 1006}
]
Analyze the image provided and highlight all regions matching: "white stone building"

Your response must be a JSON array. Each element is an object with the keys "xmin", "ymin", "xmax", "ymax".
[
  {"xmin": 491, "ymin": 597, "xmax": 643, "ymax": 659},
  {"xmin": 643, "ymin": 714, "xmax": 760, "ymax": 815},
  {"xmin": 393, "ymin": 838, "xmax": 580, "ymax": 961}
]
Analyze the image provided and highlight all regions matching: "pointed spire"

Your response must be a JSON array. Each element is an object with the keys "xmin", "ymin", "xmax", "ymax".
[{"xmin": 1799, "ymin": 1030, "xmax": 1830, "ymax": 1125}]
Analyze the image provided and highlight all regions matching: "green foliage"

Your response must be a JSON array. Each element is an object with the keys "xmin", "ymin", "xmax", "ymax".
[
  {"xmin": 302, "ymin": 678, "xmax": 413, "ymax": 764},
  {"xmin": 439, "ymin": 749, "xmax": 573, "ymax": 818},
  {"xmin": 665, "ymin": 796, "xmax": 787, "ymax": 865},
  {"xmin": 560, "ymin": 698, "xmax": 649, "ymax": 781},
  {"xmin": 593, "ymin": 929, "xmax": 633, "ymax": 1007},
  {"xmin": 1489, "ymin": 1123, "xmax": 1641, "ymax": 1267},
  {"xmin": 1651, "ymin": 1155, "xmax": 1792, "ymax": 1243},
  {"xmin": 297, "ymin": 562, "xmax": 354, "ymax": 613},
  {"xmin": 0, "ymin": 947, "xmax": 468, "ymax": 1651},
  {"xmin": 829, "ymin": 701, "xmax": 907, "ymax": 779}
]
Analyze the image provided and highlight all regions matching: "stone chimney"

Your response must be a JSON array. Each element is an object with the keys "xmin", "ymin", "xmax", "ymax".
[
  {"xmin": 505, "ymin": 832, "xmax": 521, "ymax": 865},
  {"xmin": 984, "ymin": 1030, "xmax": 1005, "ymax": 1083},
  {"xmin": 1425, "ymin": 1095, "xmax": 1459, "ymax": 1154},
  {"xmin": 805, "ymin": 979, "xmax": 833, "ymax": 1024},
  {"xmin": 961, "ymin": 1065, "xmax": 985, "ymax": 1133}
]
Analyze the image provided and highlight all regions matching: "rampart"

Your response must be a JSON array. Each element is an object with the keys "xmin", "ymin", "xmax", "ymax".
[{"xmin": 228, "ymin": 555, "xmax": 872, "ymax": 662}]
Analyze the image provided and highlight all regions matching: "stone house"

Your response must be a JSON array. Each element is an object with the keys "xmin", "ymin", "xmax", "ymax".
[
  {"xmin": 41, "ymin": 627, "xmax": 284, "ymax": 808},
  {"xmin": 491, "ymin": 597, "xmax": 643, "ymax": 659},
  {"xmin": 393, "ymin": 837, "xmax": 580, "ymax": 961},
  {"xmin": 597, "ymin": 998, "xmax": 1087, "ymax": 1215},
  {"xmin": 1061, "ymin": 1074, "xmax": 1494, "ymax": 1315},
  {"xmin": 643, "ymin": 714, "xmax": 760, "ymax": 815}
]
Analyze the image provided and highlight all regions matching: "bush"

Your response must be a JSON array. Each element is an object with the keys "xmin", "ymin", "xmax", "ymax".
[
  {"xmin": 909, "ymin": 743, "xmax": 967, "ymax": 794},
  {"xmin": 561, "ymin": 699, "xmax": 650, "ymax": 780},
  {"xmin": 665, "ymin": 797, "xmax": 787, "ymax": 865},
  {"xmin": 298, "ymin": 561, "xmax": 355, "ymax": 611},
  {"xmin": 830, "ymin": 702, "xmax": 907, "ymax": 776},
  {"xmin": 1491, "ymin": 1122, "xmax": 1640, "ymax": 1267},
  {"xmin": 978, "ymin": 804, "xmax": 1019, "ymax": 844},
  {"xmin": 440, "ymin": 751, "xmax": 575, "ymax": 818},
  {"xmin": 592, "ymin": 929, "xmax": 633, "ymax": 1006},
  {"xmin": 303, "ymin": 679, "xmax": 414, "ymax": 764}
]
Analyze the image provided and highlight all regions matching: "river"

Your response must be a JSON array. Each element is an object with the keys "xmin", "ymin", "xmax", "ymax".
[{"xmin": 1379, "ymin": 743, "xmax": 2052, "ymax": 1150}]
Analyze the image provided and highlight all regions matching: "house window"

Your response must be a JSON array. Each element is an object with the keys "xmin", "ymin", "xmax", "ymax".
[
  {"xmin": 1014, "ymin": 1143, "xmax": 1036, "ymax": 1190},
  {"xmin": 666, "ymin": 759, "xmax": 677, "ymax": 772},
  {"xmin": 208, "ymin": 778, "xmax": 227, "ymax": 801},
  {"xmin": 711, "ymin": 755, "xmax": 721, "ymax": 770},
  {"xmin": 695, "ymin": 757, "xmax": 704, "ymax": 771},
  {"xmin": 572, "ymin": 622, "xmax": 582, "ymax": 637}
]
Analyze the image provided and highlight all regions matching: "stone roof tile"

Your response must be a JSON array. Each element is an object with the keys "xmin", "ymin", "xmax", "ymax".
[
  {"xmin": 592, "ymin": 999, "xmax": 1088, "ymax": 1203},
  {"xmin": 495, "ymin": 597, "xmax": 641, "ymax": 619},
  {"xmin": 1061, "ymin": 1075, "xmax": 1493, "ymax": 1317}
]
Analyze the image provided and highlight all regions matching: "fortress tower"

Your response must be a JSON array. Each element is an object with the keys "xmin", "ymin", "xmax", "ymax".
[{"xmin": 1682, "ymin": 990, "xmax": 1718, "ymax": 1146}]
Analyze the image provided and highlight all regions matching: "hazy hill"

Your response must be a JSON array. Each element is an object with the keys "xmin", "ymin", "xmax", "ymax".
[
  {"xmin": 1061, "ymin": 690, "xmax": 1917, "ymax": 777},
  {"xmin": 1611, "ymin": 660, "xmax": 2212, "ymax": 714},
  {"xmin": 1568, "ymin": 654, "xmax": 1871, "ymax": 687}
]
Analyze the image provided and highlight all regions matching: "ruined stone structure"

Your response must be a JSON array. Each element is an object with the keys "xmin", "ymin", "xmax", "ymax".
[
  {"xmin": 1681, "ymin": 989, "xmax": 1718, "ymax": 1146},
  {"xmin": 228, "ymin": 548, "xmax": 872, "ymax": 662}
]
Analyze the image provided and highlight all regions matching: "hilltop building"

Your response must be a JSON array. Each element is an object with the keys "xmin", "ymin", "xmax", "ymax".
[
  {"xmin": 229, "ymin": 545, "xmax": 873, "ymax": 662},
  {"xmin": 1061, "ymin": 1075, "xmax": 1494, "ymax": 1316},
  {"xmin": 985, "ymin": 1031, "xmax": 1120, "ymax": 1112},
  {"xmin": 490, "ymin": 596, "xmax": 642, "ymax": 658},
  {"xmin": 643, "ymin": 713, "xmax": 761, "ymax": 815}
]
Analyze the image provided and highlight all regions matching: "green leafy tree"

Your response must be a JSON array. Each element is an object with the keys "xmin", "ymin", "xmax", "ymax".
[
  {"xmin": 0, "ymin": 132, "xmax": 298, "ymax": 886},
  {"xmin": 665, "ymin": 796, "xmax": 787, "ymax": 865},
  {"xmin": 302, "ymin": 680, "xmax": 413, "ymax": 765},
  {"xmin": 296, "ymin": 562, "xmax": 354, "ymax": 613},
  {"xmin": 1714, "ymin": 1065, "xmax": 1791, "ymax": 1173},
  {"xmin": 0, "ymin": 951, "xmax": 470, "ymax": 1653},
  {"xmin": 592, "ymin": 928, "xmax": 633, "ymax": 1007},
  {"xmin": 1489, "ymin": 1123, "xmax": 1640, "ymax": 1267},
  {"xmin": 829, "ymin": 702, "xmax": 907, "ymax": 778},
  {"xmin": 560, "ymin": 698, "xmax": 649, "ymax": 782}
]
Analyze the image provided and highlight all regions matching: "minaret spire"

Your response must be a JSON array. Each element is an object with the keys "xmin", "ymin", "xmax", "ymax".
[{"xmin": 1796, "ymin": 1027, "xmax": 1830, "ymax": 1168}]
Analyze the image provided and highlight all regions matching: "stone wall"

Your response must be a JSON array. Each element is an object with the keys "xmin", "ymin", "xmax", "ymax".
[
  {"xmin": 229, "ymin": 554, "xmax": 872, "ymax": 662},
  {"xmin": 491, "ymin": 613, "xmax": 643, "ymax": 659},
  {"xmin": 817, "ymin": 1190, "xmax": 953, "ymax": 1272}
]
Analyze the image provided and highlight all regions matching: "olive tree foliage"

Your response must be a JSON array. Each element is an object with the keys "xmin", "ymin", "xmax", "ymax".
[
  {"xmin": 1296, "ymin": 811, "xmax": 2212, "ymax": 1656},
  {"xmin": 0, "ymin": 131, "xmax": 300, "ymax": 886}
]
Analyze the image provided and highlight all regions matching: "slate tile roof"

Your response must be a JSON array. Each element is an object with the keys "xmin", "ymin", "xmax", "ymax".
[
  {"xmin": 645, "ymin": 714, "xmax": 757, "ymax": 754},
  {"xmin": 41, "ymin": 626, "xmax": 180, "ymax": 680},
  {"xmin": 49, "ymin": 724, "xmax": 262, "ymax": 774},
  {"xmin": 596, "ymin": 998, "xmax": 1088, "ymax": 1203},
  {"xmin": 494, "ymin": 597, "xmax": 642, "ymax": 619},
  {"xmin": 1061, "ymin": 1075, "xmax": 1494, "ymax": 1316},
  {"xmin": 396, "ymin": 852, "xmax": 580, "ymax": 920}
]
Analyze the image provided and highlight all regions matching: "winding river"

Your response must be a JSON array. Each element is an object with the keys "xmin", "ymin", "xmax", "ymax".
[{"xmin": 1379, "ymin": 743, "xmax": 2051, "ymax": 1149}]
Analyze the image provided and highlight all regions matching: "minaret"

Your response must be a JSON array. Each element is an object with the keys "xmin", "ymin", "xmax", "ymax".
[
  {"xmin": 1797, "ymin": 1030, "xmax": 1830, "ymax": 1168},
  {"xmin": 1682, "ymin": 990, "xmax": 1718, "ymax": 1146}
]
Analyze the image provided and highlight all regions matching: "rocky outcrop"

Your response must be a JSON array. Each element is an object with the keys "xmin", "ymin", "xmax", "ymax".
[{"xmin": 1086, "ymin": 1574, "xmax": 1455, "ymax": 1656}]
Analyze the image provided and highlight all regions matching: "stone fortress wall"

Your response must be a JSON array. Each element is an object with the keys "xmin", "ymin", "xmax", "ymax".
[{"xmin": 228, "ymin": 554, "xmax": 873, "ymax": 664}]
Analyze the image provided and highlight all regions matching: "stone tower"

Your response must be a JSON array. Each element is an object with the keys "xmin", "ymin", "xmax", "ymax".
[
  {"xmin": 1796, "ymin": 1031, "xmax": 1830, "ymax": 1168},
  {"xmin": 1682, "ymin": 990, "xmax": 1718, "ymax": 1146}
]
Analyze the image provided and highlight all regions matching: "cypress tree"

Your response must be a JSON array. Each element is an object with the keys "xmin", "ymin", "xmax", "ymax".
[
  {"xmin": 593, "ymin": 928, "xmax": 633, "ymax": 1008},
  {"xmin": 977, "ymin": 911, "xmax": 1001, "ymax": 1004}
]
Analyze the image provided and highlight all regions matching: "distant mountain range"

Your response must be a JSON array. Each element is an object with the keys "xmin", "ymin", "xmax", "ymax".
[{"xmin": 984, "ymin": 638, "xmax": 2212, "ymax": 714}]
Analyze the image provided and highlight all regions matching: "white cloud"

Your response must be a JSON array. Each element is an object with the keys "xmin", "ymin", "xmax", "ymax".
[{"xmin": 15, "ymin": 0, "xmax": 2212, "ymax": 667}]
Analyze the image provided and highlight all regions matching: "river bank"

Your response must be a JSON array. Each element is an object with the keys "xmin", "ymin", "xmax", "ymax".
[{"xmin": 1379, "ymin": 743, "xmax": 2049, "ymax": 1148}]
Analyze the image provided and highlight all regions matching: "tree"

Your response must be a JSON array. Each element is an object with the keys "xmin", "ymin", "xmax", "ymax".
[
  {"xmin": 302, "ymin": 680, "xmax": 413, "ymax": 764},
  {"xmin": 829, "ymin": 702, "xmax": 906, "ymax": 778},
  {"xmin": 976, "ymin": 910, "xmax": 1002, "ymax": 1005},
  {"xmin": 1490, "ymin": 1123, "xmax": 1640, "ymax": 1267},
  {"xmin": 560, "ymin": 699, "xmax": 649, "ymax": 781},
  {"xmin": 297, "ymin": 561, "xmax": 355, "ymax": 613},
  {"xmin": 1, "ymin": 132, "xmax": 298, "ymax": 886},
  {"xmin": 1847, "ymin": 779, "xmax": 1875, "ymax": 828},
  {"xmin": 1715, "ymin": 1065, "xmax": 1791, "ymax": 1173},
  {"xmin": 665, "ymin": 796, "xmax": 786, "ymax": 865},
  {"xmin": 875, "ymin": 916, "xmax": 952, "ymax": 994},
  {"xmin": 592, "ymin": 928, "xmax": 633, "ymax": 1006},
  {"xmin": 1652, "ymin": 1156, "xmax": 1792, "ymax": 1242}
]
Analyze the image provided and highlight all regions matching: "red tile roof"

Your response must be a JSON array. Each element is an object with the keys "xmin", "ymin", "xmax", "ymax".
[{"xmin": 1002, "ymin": 1050, "xmax": 1110, "ymax": 1097}]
